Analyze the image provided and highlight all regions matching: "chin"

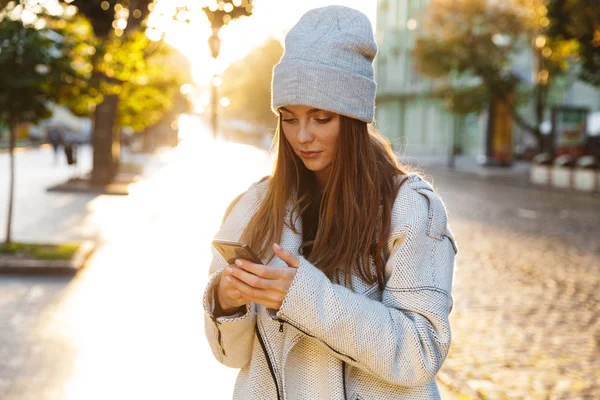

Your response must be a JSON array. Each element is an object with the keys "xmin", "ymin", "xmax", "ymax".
[{"xmin": 301, "ymin": 161, "xmax": 326, "ymax": 172}]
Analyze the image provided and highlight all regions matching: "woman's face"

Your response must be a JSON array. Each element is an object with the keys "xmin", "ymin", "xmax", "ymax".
[{"xmin": 280, "ymin": 105, "xmax": 341, "ymax": 187}]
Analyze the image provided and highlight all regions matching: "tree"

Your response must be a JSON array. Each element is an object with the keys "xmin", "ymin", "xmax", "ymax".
[
  {"xmin": 0, "ymin": 1, "xmax": 187, "ymax": 243},
  {"xmin": 60, "ymin": 0, "xmax": 156, "ymax": 185},
  {"xmin": 220, "ymin": 38, "xmax": 284, "ymax": 128},
  {"xmin": 412, "ymin": 0, "xmax": 563, "ymax": 152},
  {"xmin": 0, "ymin": 11, "xmax": 91, "ymax": 244},
  {"xmin": 118, "ymin": 38, "xmax": 187, "ymax": 133},
  {"xmin": 547, "ymin": 0, "xmax": 600, "ymax": 87}
]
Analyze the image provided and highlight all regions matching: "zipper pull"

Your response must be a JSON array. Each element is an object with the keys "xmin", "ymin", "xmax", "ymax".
[{"xmin": 279, "ymin": 320, "xmax": 284, "ymax": 332}]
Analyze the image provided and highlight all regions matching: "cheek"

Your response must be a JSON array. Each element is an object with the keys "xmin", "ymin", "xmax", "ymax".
[
  {"xmin": 324, "ymin": 123, "xmax": 341, "ymax": 151},
  {"xmin": 281, "ymin": 129, "xmax": 299, "ymax": 154},
  {"xmin": 281, "ymin": 127, "xmax": 295, "ymax": 146}
]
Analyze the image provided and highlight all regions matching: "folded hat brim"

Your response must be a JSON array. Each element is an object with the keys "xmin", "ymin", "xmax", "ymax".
[{"xmin": 271, "ymin": 60, "xmax": 376, "ymax": 123}]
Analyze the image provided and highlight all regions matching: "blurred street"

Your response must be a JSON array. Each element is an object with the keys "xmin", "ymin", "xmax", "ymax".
[
  {"xmin": 0, "ymin": 116, "xmax": 598, "ymax": 399},
  {"xmin": 0, "ymin": 117, "xmax": 272, "ymax": 400},
  {"xmin": 429, "ymin": 168, "xmax": 600, "ymax": 399}
]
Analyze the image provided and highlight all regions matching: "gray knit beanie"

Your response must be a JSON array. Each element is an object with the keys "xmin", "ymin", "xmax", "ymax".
[{"xmin": 271, "ymin": 6, "xmax": 377, "ymax": 123}]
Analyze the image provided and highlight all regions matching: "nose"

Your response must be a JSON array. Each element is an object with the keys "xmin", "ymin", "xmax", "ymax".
[{"xmin": 296, "ymin": 123, "xmax": 314, "ymax": 144}]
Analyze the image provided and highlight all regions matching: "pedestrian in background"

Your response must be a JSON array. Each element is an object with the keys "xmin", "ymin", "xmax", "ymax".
[
  {"xmin": 47, "ymin": 125, "xmax": 63, "ymax": 165},
  {"xmin": 203, "ymin": 6, "xmax": 458, "ymax": 399}
]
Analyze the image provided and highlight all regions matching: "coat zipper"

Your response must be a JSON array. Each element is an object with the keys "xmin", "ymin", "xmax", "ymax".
[
  {"xmin": 342, "ymin": 361, "xmax": 347, "ymax": 400},
  {"xmin": 255, "ymin": 324, "xmax": 282, "ymax": 400},
  {"xmin": 280, "ymin": 318, "xmax": 357, "ymax": 363}
]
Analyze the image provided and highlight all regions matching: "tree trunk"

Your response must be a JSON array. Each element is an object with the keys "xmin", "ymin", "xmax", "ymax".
[
  {"xmin": 5, "ymin": 123, "xmax": 16, "ymax": 244},
  {"xmin": 91, "ymin": 94, "xmax": 120, "ymax": 186}
]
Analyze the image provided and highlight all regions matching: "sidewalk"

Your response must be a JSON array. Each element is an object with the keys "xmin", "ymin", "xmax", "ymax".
[
  {"xmin": 399, "ymin": 154, "xmax": 531, "ymax": 186},
  {"xmin": 0, "ymin": 143, "xmax": 168, "ymax": 245},
  {"xmin": 399, "ymin": 154, "xmax": 600, "ymax": 199}
]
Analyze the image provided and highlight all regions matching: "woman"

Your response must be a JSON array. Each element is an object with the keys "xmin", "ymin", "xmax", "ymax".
[{"xmin": 203, "ymin": 5, "xmax": 458, "ymax": 399}]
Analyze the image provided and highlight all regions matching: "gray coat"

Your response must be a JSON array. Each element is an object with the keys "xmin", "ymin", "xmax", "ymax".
[{"xmin": 203, "ymin": 174, "xmax": 458, "ymax": 399}]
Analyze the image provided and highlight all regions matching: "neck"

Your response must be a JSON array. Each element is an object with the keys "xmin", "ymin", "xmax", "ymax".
[{"xmin": 314, "ymin": 166, "xmax": 331, "ymax": 190}]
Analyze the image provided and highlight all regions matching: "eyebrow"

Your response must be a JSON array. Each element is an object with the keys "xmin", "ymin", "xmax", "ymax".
[{"xmin": 279, "ymin": 107, "xmax": 327, "ymax": 115}]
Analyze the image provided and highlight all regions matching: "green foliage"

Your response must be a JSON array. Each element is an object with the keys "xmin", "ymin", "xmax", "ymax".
[
  {"xmin": 220, "ymin": 38, "xmax": 283, "ymax": 127},
  {"xmin": 60, "ymin": 1, "xmax": 187, "ymax": 132},
  {"xmin": 0, "ymin": 11, "xmax": 91, "ymax": 126},
  {"xmin": 412, "ymin": 0, "xmax": 534, "ymax": 115},
  {"xmin": 434, "ymin": 84, "xmax": 491, "ymax": 115},
  {"xmin": 49, "ymin": 15, "xmax": 104, "ymax": 116},
  {"xmin": 0, "ymin": 242, "xmax": 80, "ymax": 260},
  {"xmin": 414, "ymin": 0, "xmax": 526, "ymax": 79},
  {"xmin": 66, "ymin": 0, "xmax": 153, "ymax": 38},
  {"xmin": 547, "ymin": 0, "xmax": 600, "ymax": 87},
  {"xmin": 0, "ymin": 1, "xmax": 188, "ymax": 132},
  {"xmin": 114, "ymin": 34, "xmax": 187, "ymax": 132},
  {"xmin": 118, "ymin": 60, "xmax": 182, "ymax": 132}
]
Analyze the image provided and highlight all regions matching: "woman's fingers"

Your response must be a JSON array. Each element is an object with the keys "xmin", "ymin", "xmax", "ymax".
[
  {"xmin": 229, "ymin": 264, "xmax": 276, "ymax": 289},
  {"xmin": 272, "ymin": 243, "xmax": 300, "ymax": 268},
  {"xmin": 222, "ymin": 275, "xmax": 242, "ymax": 295},
  {"xmin": 231, "ymin": 262, "xmax": 295, "ymax": 290},
  {"xmin": 224, "ymin": 248, "xmax": 299, "ymax": 310},
  {"xmin": 229, "ymin": 276, "xmax": 284, "ymax": 309},
  {"xmin": 235, "ymin": 259, "xmax": 279, "ymax": 279},
  {"xmin": 218, "ymin": 269, "xmax": 249, "ymax": 309}
]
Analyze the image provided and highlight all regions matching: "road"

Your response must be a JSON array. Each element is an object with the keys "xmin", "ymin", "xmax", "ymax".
[
  {"xmin": 427, "ymin": 166, "xmax": 600, "ymax": 399},
  {"xmin": 4, "ymin": 115, "xmax": 597, "ymax": 399}
]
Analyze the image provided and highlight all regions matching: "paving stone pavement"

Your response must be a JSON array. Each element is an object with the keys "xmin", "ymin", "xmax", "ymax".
[{"xmin": 426, "ymin": 167, "xmax": 600, "ymax": 400}]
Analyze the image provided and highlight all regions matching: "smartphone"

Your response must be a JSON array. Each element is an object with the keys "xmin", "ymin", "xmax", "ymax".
[{"xmin": 212, "ymin": 239, "xmax": 263, "ymax": 265}]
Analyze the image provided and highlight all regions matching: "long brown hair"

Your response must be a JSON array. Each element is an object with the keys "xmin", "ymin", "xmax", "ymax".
[{"xmin": 242, "ymin": 115, "xmax": 407, "ymax": 289}]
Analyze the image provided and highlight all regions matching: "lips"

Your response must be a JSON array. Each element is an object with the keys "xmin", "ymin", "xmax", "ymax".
[{"xmin": 299, "ymin": 150, "xmax": 322, "ymax": 159}]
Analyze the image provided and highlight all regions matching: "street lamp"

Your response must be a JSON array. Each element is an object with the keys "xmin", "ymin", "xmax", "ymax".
[
  {"xmin": 210, "ymin": 71, "xmax": 221, "ymax": 139},
  {"xmin": 207, "ymin": 27, "xmax": 222, "ymax": 139},
  {"xmin": 208, "ymin": 28, "xmax": 221, "ymax": 59},
  {"xmin": 203, "ymin": 0, "xmax": 253, "ymax": 139}
]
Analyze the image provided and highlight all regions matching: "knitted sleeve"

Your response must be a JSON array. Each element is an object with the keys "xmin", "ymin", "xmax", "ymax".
[
  {"xmin": 275, "ymin": 179, "xmax": 457, "ymax": 386},
  {"xmin": 203, "ymin": 179, "xmax": 268, "ymax": 368}
]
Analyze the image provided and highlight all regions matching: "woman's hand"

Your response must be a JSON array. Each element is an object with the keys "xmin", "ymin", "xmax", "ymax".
[
  {"xmin": 227, "ymin": 243, "xmax": 299, "ymax": 310},
  {"xmin": 216, "ymin": 266, "xmax": 249, "ymax": 315}
]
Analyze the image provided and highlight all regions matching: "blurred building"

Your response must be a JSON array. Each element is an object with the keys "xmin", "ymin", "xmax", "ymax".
[
  {"xmin": 375, "ymin": 0, "xmax": 474, "ymax": 159},
  {"xmin": 375, "ymin": 0, "xmax": 600, "ymax": 162}
]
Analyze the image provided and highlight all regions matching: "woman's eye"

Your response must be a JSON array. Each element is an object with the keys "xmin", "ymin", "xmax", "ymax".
[
  {"xmin": 282, "ymin": 118, "xmax": 297, "ymax": 124},
  {"xmin": 315, "ymin": 118, "xmax": 332, "ymax": 124}
]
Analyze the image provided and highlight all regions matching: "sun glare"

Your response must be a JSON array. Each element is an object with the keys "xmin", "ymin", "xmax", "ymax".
[{"xmin": 150, "ymin": 0, "xmax": 376, "ymax": 86}]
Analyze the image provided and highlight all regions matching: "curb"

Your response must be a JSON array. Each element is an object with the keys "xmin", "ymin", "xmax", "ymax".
[{"xmin": 0, "ymin": 240, "xmax": 96, "ymax": 275}]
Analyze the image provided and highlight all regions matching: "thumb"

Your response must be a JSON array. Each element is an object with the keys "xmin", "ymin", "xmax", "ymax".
[{"xmin": 273, "ymin": 243, "xmax": 299, "ymax": 268}]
